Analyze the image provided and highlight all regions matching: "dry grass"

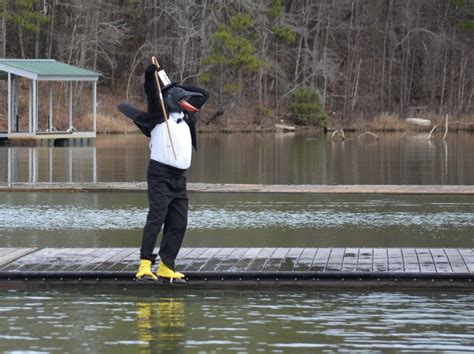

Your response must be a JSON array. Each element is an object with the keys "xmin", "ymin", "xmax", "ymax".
[
  {"xmin": 96, "ymin": 112, "xmax": 136, "ymax": 133},
  {"xmin": 352, "ymin": 113, "xmax": 407, "ymax": 131},
  {"xmin": 2, "ymin": 84, "xmax": 473, "ymax": 134},
  {"xmin": 79, "ymin": 90, "xmax": 138, "ymax": 133},
  {"xmin": 0, "ymin": 115, "xmax": 6, "ymax": 131},
  {"xmin": 349, "ymin": 113, "xmax": 474, "ymax": 132}
]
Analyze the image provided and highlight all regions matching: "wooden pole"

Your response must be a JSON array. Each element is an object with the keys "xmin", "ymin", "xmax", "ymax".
[
  {"xmin": 442, "ymin": 113, "xmax": 449, "ymax": 141},
  {"xmin": 151, "ymin": 56, "xmax": 177, "ymax": 161}
]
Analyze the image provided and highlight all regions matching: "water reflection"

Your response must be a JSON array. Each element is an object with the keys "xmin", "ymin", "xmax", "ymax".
[
  {"xmin": 0, "ymin": 132, "xmax": 472, "ymax": 184},
  {"xmin": 2, "ymin": 145, "xmax": 97, "ymax": 183},
  {"xmin": 137, "ymin": 298, "xmax": 185, "ymax": 353},
  {"xmin": 0, "ymin": 289, "xmax": 472, "ymax": 352}
]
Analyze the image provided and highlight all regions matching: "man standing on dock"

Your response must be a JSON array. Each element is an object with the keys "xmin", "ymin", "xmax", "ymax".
[{"xmin": 131, "ymin": 62, "xmax": 209, "ymax": 284}]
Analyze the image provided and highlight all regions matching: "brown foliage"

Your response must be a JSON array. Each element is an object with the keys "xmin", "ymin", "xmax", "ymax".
[{"xmin": 0, "ymin": 0, "xmax": 472, "ymax": 131}]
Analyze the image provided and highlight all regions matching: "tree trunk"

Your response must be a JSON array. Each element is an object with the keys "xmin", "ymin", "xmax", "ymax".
[
  {"xmin": 47, "ymin": 0, "xmax": 56, "ymax": 58},
  {"xmin": 18, "ymin": 25, "xmax": 25, "ymax": 58},
  {"xmin": 439, "ymin": 46, "xmax": 448, "ymax": 114},
  {"xmin": 0, "ymin": 11, "xmax": 6, "ymax": 57}
]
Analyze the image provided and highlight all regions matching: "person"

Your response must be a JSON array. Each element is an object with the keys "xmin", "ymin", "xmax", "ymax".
[{"xmin": 128, "ymin": 63, "xmax": 209, "ymax": 284}]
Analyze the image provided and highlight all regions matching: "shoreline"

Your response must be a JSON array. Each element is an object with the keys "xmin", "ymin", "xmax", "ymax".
[
  {"xmin": 95, "ymin": 113, "xmax": 474, "ymax": 135},
  {"xmin": 1, "ymin": 183, "xmax": 473, "ymax": 195},
  {"xmin": 92, "ymin": 125, "xmax": 474, "ymax": 135}
]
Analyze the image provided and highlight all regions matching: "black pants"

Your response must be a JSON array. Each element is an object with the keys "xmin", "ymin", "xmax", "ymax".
[{"xmin": 140, "ymin": 160, "xmax": 188, "ymax": 270}]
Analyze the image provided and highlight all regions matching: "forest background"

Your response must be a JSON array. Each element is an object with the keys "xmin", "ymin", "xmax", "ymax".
[{"xmin": 0, "ymin": 0, "xmax": 472, "ymax": 132}]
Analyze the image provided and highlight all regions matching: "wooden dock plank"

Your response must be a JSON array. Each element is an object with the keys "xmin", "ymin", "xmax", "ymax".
[
  {"xmin": 200, "ymin": 248, "xmax": 234, "ymax": 272},
  {"xmin": 0, "ymin": 248, "xmax": 23, "ymax": 260},
  {"xmin": 65, "ymin": 248, "xmax": 117, "ymax": 272},
  {"xmin": 387, "ymin": 248, "xmax": 404, "ymax": 272},
  {"xmin": 214, "ymin": 248, "xmax": 249, "ymax": 272},
  {"xmin": 0, "ymin": 251, "xmax": 30, "ymax": 271},
  {"xmin": 430, "ymin": 249, "xmax": 452, "ymax": 273},
  {"xmin": 373, "ymin": 248, "xmax": 389, "ymax": 272},
  {"xmin": 97, "ymin": 247, "xmax": 140, "ymax": 272},
  {"xmin": 247, "ymin": 248, "xmax": 277, "ymax": 272},
  {"xmin": 0, "ymin": 248, "xmax": 38, "ymax": 268},
  {"xmin": 48, "ymin": 248, "xmax": 105, "ymax": 272},
  {"xmin": 102, "ymin": 248, "xmax": 139, "ymax": 271},
  {"xmin": 180, "ymin": 248, "xmax": 209, "ymax": 271},
  {"xmin": 176, "ymin": 247, "xmax": 194, "ymax": 259},
  {"xmin": 37, "ymin": 248, "xmax": 93, "ymax": 272},
  {"xmin": 416, "ymin": 248, "xmax": 436, "ymax": 273},
  {"xmin": 43, "ymin": 248, "xmax": 98, "ymax": 272},
  {"xmin": 402, "ymin": 248, "xmax": 421, "ymax": 272},
  {"xmin": 1, "ymin": 248, "xmax": 66, "ymax": 271},
  {"xmin": 444, "ymin": 249, "xmax": 469, "ymax": 273},
  {"xmin": 105, "ymin": 247, "xmax": 139, "ymax": 263},
  {"xmin": 311, "ymin": 248, "xmax": 331, "ymax": 271},
  {"xmin": 4, "ymin": 248, "xmax": 81, "ymax": 272},
  {"xmin": 357, "ymin": 248, "xmax": 373, "ymax": 272},
  {"xmin": 293, "ymin": 248, "xmax": 318, "ymax": 272},
  {"xmin": 279, "ymin": 248, "xmax": 304, "ymax": 272},
  {"xmin": 0, "ymin": 248, "xmax": 472, "ymax": 284},
  {"xmin": 185, "ymin": 248, "xmax": 221, "ymax": 271},
  {"xmin": 326, "ymin": 248, "xmax": 345, "ymax": 271},
  {"xmin": 89, "ymin": 248, "xmax": 138, "ymax": 272},
  {"xmin": 232, "ymin": 248, "xmax": 264, "ymax": 272},
  {"xmin": 121, "ymin": 248, "xmax": 143, "ymax": 262},
  {"xmin": 263, "ymin": 248, "xmax": 291, "ymax": 272},
  {"xmin": 458, "ymin": 249, "xmax": 474, "ymax": 273},
  {"xmin": 341, "ymin": 248, "xmax": 359, "ymax": 272}
]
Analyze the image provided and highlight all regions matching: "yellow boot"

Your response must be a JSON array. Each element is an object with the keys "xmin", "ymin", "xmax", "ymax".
[
  {"xmin": 157, "ymin": 260, "xmax": 186, "ymax": 284},
  {"xmin": 135, "ymin": 259, "xmax": 158, "ymax": 282}
]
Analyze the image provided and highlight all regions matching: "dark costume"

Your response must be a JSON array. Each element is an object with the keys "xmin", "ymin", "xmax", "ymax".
[
  {"xmin": 141, "ymin": 65, "xmax": 208, "ymax": 271},
  {"xmin": 118, "ymin": 64, "xmax": 209, "ymax": 277}
]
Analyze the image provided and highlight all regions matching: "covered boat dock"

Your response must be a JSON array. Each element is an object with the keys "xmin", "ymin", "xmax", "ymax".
[{"xmin": 0, "ymin": 59, "xmax": 100, "ymax": 141}]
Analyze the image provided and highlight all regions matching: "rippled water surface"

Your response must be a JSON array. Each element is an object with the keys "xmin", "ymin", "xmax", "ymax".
[
  {"xmin": 0, "ymin": 288, "xmax": 473, "ymax": 353},
  {"xmin": 1, "ymin": 192, "xmax": 473, "ymax": 248},
  {"xmin": 1, "ymin": 133, "xmax": 473, "ymax": 353}
]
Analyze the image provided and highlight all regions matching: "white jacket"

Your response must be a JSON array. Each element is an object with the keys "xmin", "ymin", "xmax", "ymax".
[{"xmin": 150, "ymin": 112, "xmax": 192, "ymax": 170}]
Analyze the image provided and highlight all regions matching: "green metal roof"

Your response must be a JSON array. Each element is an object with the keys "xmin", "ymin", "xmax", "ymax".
[{"xmin": 0, "ymin": 59, "xmax": 100, "ymax": 81}]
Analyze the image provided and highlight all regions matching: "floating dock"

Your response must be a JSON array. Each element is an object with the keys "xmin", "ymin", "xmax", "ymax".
[
  {"xmin": 0, "ymin": 248, "xmax": 472, "ymax": 288},
  {"xmin": 1, "ymin": 182, "xmax": 474, "ymax": 194}
]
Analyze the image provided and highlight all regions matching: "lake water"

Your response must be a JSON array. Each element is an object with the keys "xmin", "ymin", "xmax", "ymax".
[
  {"xmin": 0, "ymin": 192, "xmax": 473, "ymax": 248},
  {"xmin": 0, "ymin": 288, "xmax": 473, "ymax": 353},
  {"xmin": 0, "ymin": 132, "xmax": 473, "ymax": 352},
  {"xmin": 1, "ymin": 132, "xmax": 473, "ymax": 184}
]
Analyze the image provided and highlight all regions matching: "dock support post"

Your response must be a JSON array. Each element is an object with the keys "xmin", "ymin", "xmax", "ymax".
[
  {"xmin": 48, "ymin": 83, "xmax": 53, "ymax": 131},
  {"xmin": 49, "ymin": 148, "xmax": 53, "ymax": 182},
  {"xmin": 28, "ymin": 148, "xmax": 34, "ymax": 183},
  {"xmin": 12, "ymin": 77, "xmax": 17, "ymax": 132},
  {"xmin": 7, "ymin": 147, "xmax": 13, "ymax": 184},
  {"xmin": 28, "ymin": 80, "xmax": 32, "ymax": 133},
  {"xmin": 92, "ymin": 81, "xmax": 97, "ymax": 135},
  {"xmin": 32, "ymin": 80, "xmax": 37, "ymax": 135},
  {"xmin": 68, "ymin": 82, "xmax": 73, "ymax": 131},
  {"xmin": 92, "ymin": 147, "xmax": 97, "ymax": 183},
  {"xmin": 7, "ymin": 72, "xmax": 11, "ymax": 135},
  {"xmin": 68, "ymin": 147, "xmax": 73, "ymax": 182}
]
